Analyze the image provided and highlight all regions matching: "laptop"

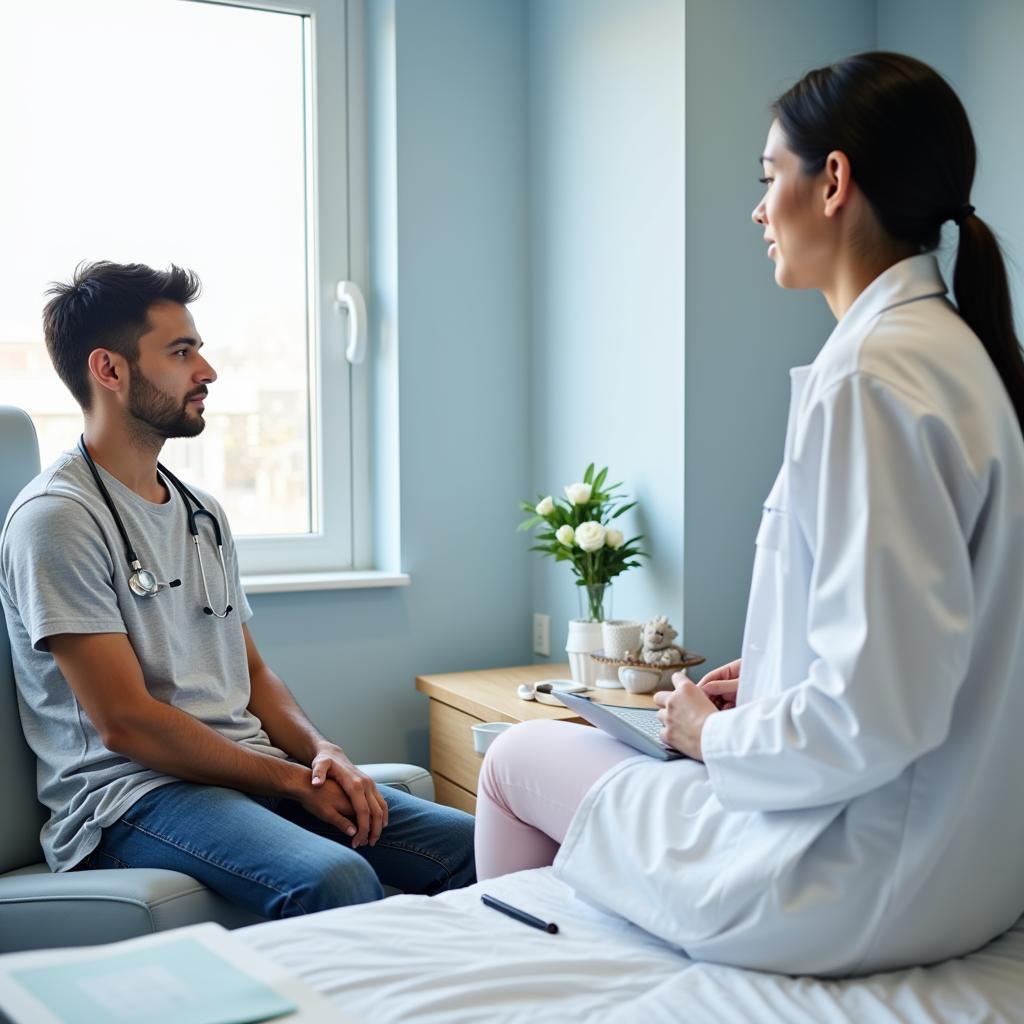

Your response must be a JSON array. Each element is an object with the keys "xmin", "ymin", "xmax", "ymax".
[{"xmin": 552, "ymin": 690, "xmax": 683, "ymax": 760}]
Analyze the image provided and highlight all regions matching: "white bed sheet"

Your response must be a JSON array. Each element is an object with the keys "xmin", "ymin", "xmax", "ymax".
[{"xmin": 237, "ymin": 868, "xmax": 1024, "ymax": 1024}]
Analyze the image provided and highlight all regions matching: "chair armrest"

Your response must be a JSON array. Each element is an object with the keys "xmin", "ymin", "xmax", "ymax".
[
  {"xmin": 0, "ymin": 867, "xmax": 262, "ymax": 952},
  {"xmin": 359, "ymin": 763, "xmax": 434, "ymax": 802}
]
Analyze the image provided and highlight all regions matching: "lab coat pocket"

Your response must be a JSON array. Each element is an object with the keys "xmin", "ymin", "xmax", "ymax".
[
  {"xmin": 755, "ymin": 506, "xmax": 788, "ymax": 552},
  {"xmin": 755, "ymin": 505, "xmax": 794, "ymax": 584},
  {"xmin": 745, "ymin": 506, "xmax": 792, "ymax": 693}
]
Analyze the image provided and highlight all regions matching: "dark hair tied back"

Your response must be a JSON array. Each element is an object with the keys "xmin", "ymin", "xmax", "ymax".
[
  {"xmin": 773, "ymin": 52, "xmax": 1024, "ymax": 436},
  {"xmin": 952, "ymin": 204, "xmax": 975, "ymax": 227}
]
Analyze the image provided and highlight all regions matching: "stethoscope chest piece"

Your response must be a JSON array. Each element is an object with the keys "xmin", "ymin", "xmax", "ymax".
[
  {"xmin": 127, "ymin": 562, "xmax": 182, "ymax": 599},
  {"xmin": 129, "ymin": 569, "xmax": 158, "ymax": 598}
]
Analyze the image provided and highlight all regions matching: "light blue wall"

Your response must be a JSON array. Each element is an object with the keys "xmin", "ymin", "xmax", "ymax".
[
  {"xmin": 528, "ymin": 0, "xmax": 874, "ymax": 671},
  {"xmin": 682, "ymin": 0, "xmax": 873, "ymax": 668},
  {"xmin": 244, "ymin": 0, "xmax": 531, "ymax": 766},
  {"xmin": 527, "ymin": 0, "xmax": 686, "ymax": 663},
  {"xmin": 877, "ymin": 0, "xmax": 1024, "ymax": 339}
]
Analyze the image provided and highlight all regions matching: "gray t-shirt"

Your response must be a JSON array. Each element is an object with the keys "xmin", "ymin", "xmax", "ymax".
[{"xmin": 0, "ymin": 448, "xmax": 286, "ymax": 872}]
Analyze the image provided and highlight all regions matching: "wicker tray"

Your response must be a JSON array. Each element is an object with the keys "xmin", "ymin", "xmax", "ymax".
[{"xmin": 588, "ymin": 650, "xmax": 705, "ymax": 671}]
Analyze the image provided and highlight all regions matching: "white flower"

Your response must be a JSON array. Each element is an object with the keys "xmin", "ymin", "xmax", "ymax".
[
  {"xmin": 605, "ymin": 528, "xmax": 624, "ymax": 550},
  {"xmin": 575, "ymin": 521, "xmax": 606, "ymax": 552},
  {"xmin": 535, "ymin": 496, "xmax": 555, "ymax": 517},
  {"xmin": 564, "ymin": 482, "xmax": 592, "ymax": 505},
  {"xmin": 556, "ymin": 524, "xmax": 575, "ymax": 546}
]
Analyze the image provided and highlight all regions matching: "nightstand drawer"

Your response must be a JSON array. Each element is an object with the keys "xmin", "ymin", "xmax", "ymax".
[
  {"xmin": 434, "ymin": 775, "xmax": 477, "ymax": 815},
  {"xmin": 429, "ymin": 700, "xmax": 488, "ymax": 795}
]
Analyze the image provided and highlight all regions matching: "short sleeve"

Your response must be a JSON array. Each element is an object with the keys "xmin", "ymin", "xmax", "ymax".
[{"xmin": 2, "ymin": 495, "xmax": 127, "ymax": 650}]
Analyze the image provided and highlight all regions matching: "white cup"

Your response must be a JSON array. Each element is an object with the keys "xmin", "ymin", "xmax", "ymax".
[
  {"xmin": 602, "ymin": 620, "xmax": 642, "ymax": 660},
  {"xmin": 618, "ymin": 665, "xmax": 663, "ymax": 694},
  {"xmin": 471, "ymin": 721, "xmax": 514, "ymax": 755},
  {"xmin": 565, "ymin": 619, "xmax": 603, "ymax": 653},
  {"xmin": 566, "ymin": 619, "xmax": 604, "ymax": 686},
  {"xmin": 567, "ymin": 651, "xmax": 600, "ymax": 688}
]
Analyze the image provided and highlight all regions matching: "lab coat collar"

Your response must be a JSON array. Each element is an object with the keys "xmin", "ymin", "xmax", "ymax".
[
  {"xmin": 822, "ymin": 254, "xmax": 947, "ymax": 356},
  {"xmin": 787, "ymin": 255, "xmax": 947, "ymax": 409}
]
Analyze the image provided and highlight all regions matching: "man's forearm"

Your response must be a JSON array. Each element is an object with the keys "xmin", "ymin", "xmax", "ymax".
[
  {"xmin": 106, "ymin": 698, "xmax": 307, "ymax": 798},
  {"xmin": 247, "ymin": 665, "xmax": 336, "ymax": 764}
]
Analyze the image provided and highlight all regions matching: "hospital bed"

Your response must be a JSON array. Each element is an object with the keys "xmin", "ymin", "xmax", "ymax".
[{"xmin": 233, "ymin": 866, "xmax": 1024, "ymax": 1023}]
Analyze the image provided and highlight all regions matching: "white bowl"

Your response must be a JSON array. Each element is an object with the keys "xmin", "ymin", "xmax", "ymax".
[
  {"xmin": 471, "ymin": 721, "xmax": 514, "ymax": 755},
  {"xmin": 617, "ymin": 665, "xmax": 664, "ymax": 694}
]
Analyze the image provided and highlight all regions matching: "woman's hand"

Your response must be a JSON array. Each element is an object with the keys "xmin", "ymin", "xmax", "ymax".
[
  {"xmin": 697, "ymin": 658, "xmax": 742, "ymax": 711},
  {"xmin": 652, "ymin": 673, "xmax": 719, "ymax": 761}
]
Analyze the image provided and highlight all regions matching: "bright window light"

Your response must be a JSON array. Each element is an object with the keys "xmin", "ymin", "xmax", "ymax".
[{"xmin": 0, "ymin": 0, "xmax": 315, "ymax": 538}]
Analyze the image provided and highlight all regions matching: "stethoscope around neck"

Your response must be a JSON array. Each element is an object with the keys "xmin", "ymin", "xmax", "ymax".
[{"xmin": 77, "ymin": 436, "xmax": 233, "ymax": 618}]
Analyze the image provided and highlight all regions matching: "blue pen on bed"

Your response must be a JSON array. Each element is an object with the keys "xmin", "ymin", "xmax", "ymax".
[{"xmin": 481, "ymin": 894, "xmax": 559, "ymax": 934}]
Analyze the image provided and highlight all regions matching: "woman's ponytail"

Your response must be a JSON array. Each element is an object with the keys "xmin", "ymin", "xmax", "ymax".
[{"xmin": 953, "ymin": 215, "xmax": 1024, "ymax": 434}]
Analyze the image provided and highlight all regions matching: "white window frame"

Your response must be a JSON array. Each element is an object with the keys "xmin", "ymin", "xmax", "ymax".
[{"xmin": 193, "ymin": 0, "xmax": 381, "ymax": 588}]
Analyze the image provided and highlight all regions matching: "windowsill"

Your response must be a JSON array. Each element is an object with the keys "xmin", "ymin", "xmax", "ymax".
[{"xmin": 241, "ymin": 570, "xmax": 411, "ymax": 595}]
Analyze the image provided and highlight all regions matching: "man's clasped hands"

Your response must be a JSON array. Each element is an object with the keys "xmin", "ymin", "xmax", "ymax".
[{"xmin": 298, "ymin": 744, "xmax": 390, "ymax": 849}]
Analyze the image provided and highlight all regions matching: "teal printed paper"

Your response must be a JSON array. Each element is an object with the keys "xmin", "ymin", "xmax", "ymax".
[{"xmin": 11, "ymin": 936, "xmax": 296, "ymax": 1024}]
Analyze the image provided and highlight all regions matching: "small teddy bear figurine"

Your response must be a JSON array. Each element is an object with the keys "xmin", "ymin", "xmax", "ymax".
[{"xmin": 641, "ymin": 615, "xmax": 685, "ymax": 666}]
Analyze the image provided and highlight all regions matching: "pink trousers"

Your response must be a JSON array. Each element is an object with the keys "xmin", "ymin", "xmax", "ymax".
[{"xmin": 474, "ymin": 719, "xmax": 637, "ymax": 880}]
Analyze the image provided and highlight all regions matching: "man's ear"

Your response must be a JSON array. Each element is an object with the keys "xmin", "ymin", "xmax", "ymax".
[
  {"xmin": 87, "ymin": 348, "xmax": 128, "ymax": 396},
  {"xmin": 822, "ymin": 150, "xmax": 854, "ymax": 219}
]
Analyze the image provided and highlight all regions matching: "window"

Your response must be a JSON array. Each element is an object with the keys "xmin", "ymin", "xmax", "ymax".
[{"xmin": 0, "ymin": 0, "xmax": 370, "ymax": 580}]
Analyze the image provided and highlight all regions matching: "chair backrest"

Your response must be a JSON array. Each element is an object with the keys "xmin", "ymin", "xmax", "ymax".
[{"xmin": 0, "ymin": 406, "xmax": 48, "ymax": 872}]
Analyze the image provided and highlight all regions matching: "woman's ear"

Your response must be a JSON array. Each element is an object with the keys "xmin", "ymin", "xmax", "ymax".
[
  {"xmin": 87, "ymin": 348, "xmax": 128, "ymax": 396},
  {"xmin": 822, "ymin": 150, "xmax": 853, "ymax": 219}
]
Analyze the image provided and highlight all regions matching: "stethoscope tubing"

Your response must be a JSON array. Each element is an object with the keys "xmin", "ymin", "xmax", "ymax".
[
  {"xmin": 77, "ymin": 436, "xmax": 232, "ymax": 617},
  {"xmin": 77, "ymin": 436, "xmax": 141, "ymax": 566}
]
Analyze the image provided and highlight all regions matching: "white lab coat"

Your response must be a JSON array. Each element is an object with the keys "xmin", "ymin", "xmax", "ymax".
[{"xmin": 554, "ymin": 255, "xmax": 1024, "ymax": 976}]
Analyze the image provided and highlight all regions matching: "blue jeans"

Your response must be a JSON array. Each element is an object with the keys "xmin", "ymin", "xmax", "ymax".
[{"xmin": 82, "ymin": 781, "xmax": 476, "ymax": 918}]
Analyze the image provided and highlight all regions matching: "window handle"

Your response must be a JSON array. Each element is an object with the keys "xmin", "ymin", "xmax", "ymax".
[{"xmin": 336, "ymin": 280, "xmax": 367, "ymax": 364}]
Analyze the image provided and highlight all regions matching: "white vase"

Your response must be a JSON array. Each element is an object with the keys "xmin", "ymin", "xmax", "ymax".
[{"xmin": 565, "ymin": 619, "xmax": 603, "ymax": 688}]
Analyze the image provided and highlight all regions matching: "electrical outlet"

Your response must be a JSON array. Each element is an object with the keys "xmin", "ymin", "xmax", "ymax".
[{"xmin": 532, "ymin": 613, "xmax": 550, "ymax": 657}]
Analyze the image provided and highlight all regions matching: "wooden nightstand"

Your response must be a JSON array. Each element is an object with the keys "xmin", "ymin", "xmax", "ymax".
[{"xmin": 415, "ymin": 664, "xmax": 658, "ymax": 814}]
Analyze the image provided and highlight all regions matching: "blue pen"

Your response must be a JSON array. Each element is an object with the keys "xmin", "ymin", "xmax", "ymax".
[{"xmin": 481, "ymin": 894, "xmax": 559, "ymax": 934}]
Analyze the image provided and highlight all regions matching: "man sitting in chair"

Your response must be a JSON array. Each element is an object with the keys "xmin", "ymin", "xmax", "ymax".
[{"xmin": 0, "ymin": 261, "xmax": 475, "ymax": 918}]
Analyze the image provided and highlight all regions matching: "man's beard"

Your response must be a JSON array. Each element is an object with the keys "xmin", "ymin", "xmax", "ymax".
[{"xmin": 127, "ymin": 367, "xmax": 206, "ymax": 440}]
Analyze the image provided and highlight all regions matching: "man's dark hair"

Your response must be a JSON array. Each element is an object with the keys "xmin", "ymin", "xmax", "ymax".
[{"xmin": 42, "ymin": 261, "xmax": 202, "ymax": 410}]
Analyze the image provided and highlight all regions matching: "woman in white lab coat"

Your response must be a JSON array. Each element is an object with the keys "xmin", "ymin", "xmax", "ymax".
[{"xmin": 475, "ymin": 51, "xmax": 1024, "ymax": 977}]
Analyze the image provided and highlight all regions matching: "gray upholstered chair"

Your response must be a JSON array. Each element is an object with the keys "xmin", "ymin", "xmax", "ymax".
[{"xmin": 0, "ymin": 405, "xmax": 433, "ymax": 952}]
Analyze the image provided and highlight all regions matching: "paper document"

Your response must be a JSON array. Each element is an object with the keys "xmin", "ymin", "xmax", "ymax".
[{"xmin": 0, "ymin": 921, "xmax": 349, "ymax": 1024}]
